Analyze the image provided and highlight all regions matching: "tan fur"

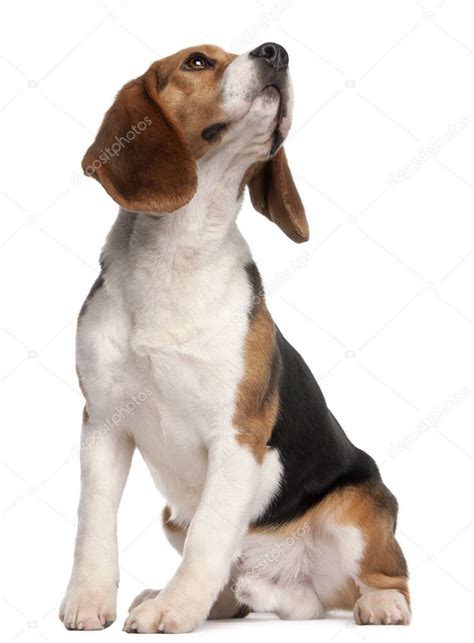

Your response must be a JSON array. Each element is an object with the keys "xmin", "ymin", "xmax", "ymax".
[
  {"xmin": 250, "ymin": 482, "xmax": 409, "ymax": 609},
  {"xmin": 81, "ymin": 45, "xmax": 237, "ymax": 213},
  {"xmin": 233, "ymin": 268, "xmax": 280, "ymax": 463},
  {"xmin": 155, "ymin": 45, "xmax": 236, "ymax": 158},
  {"xmin": 81, "ymin": 68, "xmax": 197, "ymax": 214}
]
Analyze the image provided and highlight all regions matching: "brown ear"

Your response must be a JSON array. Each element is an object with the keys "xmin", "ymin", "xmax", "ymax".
[
  {"xmin": 82, "ymin": 67, "xmax": 197, "ymax": 213},
  {"xmin": 248, "ymin": 148, "xmax": 309, "ymax": 243}
]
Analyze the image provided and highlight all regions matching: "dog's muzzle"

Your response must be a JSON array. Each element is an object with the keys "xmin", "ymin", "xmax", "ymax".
[{"xmin": 249, "ymin": 42, "xmax": 290, "ymax": 155}]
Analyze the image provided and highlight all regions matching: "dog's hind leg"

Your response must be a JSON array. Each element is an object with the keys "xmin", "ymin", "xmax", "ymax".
[{"xmin": 323, "ymin": 482, "xmax": 411, "ymax": 625}]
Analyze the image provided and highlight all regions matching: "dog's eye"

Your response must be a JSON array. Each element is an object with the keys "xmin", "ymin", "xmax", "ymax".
[{"xmin": 183, "ymin": 53, "xmax": 214, "ymax": 71}]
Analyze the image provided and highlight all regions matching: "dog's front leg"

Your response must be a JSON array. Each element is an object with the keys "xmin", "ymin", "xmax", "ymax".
[
  {"xmin": 124, "ymin": 437, "xmax": 259, "ymax": 634},
  {"xmin": 60, "ymin": 415, "xmax": 134, "ymax": 630}
]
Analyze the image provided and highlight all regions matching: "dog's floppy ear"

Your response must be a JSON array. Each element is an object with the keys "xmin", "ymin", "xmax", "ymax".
[
  {"xmin": 247, "ymin": 148, "xmax": 309, "ymax": 243},
  {"xmin": 82, "ymin": 67, "xmax": 197, "ymax": 214}
]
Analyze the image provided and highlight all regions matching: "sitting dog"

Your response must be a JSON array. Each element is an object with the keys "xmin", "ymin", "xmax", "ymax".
[{"xmin": 60, "ymin": 42, "xmax": 410, "ymax": 632}]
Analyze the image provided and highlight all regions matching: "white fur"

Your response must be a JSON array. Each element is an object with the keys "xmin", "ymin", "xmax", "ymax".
[{"xmin": 234, "ymin": 520, "xmax": 364, "ymax": 619}]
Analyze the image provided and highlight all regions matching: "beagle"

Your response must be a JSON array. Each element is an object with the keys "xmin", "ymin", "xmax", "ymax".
[{"xmin": 60, "ymin": 42, "xmax": 410, "ymax": 633}]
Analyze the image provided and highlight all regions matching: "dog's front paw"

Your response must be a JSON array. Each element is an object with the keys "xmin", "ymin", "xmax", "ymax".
[
  {"xmin": 123, "ymin": 593, "xmax": 206, "ymax": 634},
  {"xmin": 60, "ymin": 586, "xmax": 117, "ymax": 630},
  {"xmin": 128, "ymin": 588, "xmax": 161, "ymax": 612},
  {"xmin": 354, "ymin": 590, "xmax": 411, "ymax": 625}
]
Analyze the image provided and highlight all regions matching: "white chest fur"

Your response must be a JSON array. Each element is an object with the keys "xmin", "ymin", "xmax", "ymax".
[{"xmin": 77, "ymin": 175, "xmax": 281, "ymax": 524}]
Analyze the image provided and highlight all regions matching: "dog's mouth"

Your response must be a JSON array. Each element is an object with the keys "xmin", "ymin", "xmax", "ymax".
[{"xmin": 263, "ymin": 84, "xmax": 286, "ymax": 155}]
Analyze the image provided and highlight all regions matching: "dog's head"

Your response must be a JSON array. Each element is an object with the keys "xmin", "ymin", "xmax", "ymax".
[{"xmin": 82, "ymin": 43, "xmax": 308, "ymax": 242}]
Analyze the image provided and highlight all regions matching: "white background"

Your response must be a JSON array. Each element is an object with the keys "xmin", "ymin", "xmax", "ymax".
[{"xmin": 1, "ymin": 0, "xmax": 472, "ymax": 641}]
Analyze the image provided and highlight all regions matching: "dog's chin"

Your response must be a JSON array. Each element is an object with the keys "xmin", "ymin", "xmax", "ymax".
[{"xmin": 212, "ymin": 85, "xmax": 291, "ymax": 159}]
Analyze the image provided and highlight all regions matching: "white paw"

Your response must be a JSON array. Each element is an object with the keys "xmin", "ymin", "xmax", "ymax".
[
  {"xmin": 354, "ymin": 590, "xmax": 411, "ymax": 625},
  {"xmin": 123, "ymin": 593, "xmax": 206, "ymax": 634},
  {"xmin": 60, "ymin": 587, "xmax": 117, "ymax": 630},
  {"xmin": 128, "ymin": 588, "xmax": 161, "ymax": 612}
]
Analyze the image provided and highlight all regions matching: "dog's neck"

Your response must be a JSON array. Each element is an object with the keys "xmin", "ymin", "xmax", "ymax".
[
  {"xmin": 116, "ymin": 152, "xmax": 254, "ymax": 271},
  {"xmin": 102, "ymin": 153, "xmax": 254, "ymax": 341},
  {"xmin": 103, "ymin": 153, "xmax": 257, "ymax": 316}
]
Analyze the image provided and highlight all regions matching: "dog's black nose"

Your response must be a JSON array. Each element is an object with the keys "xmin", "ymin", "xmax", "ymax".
[{"xmin": 249, "ymin": 42, "xmax": 289, "ymax": 71}]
